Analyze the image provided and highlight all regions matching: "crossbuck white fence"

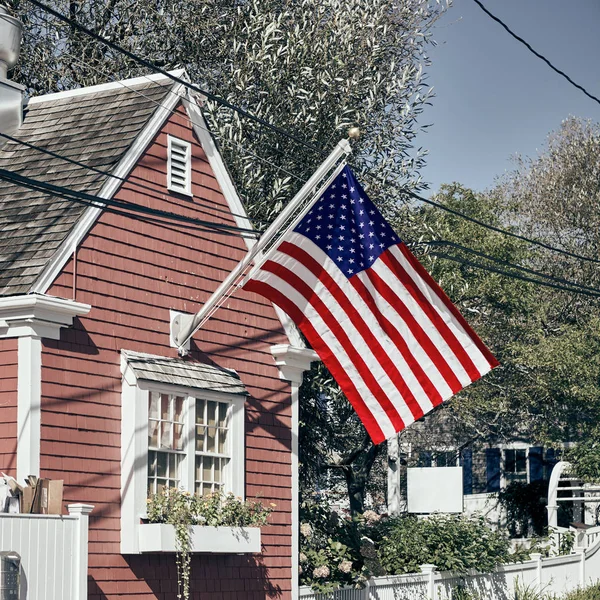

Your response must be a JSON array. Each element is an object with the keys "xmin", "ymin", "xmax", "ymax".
[
  {"xmin": 300, "ymin": 531, "xmax": 600, "ymax": 600},
  {"xmin": 0, "ymin": 504, "xmax": 93, "ymax": 600}
]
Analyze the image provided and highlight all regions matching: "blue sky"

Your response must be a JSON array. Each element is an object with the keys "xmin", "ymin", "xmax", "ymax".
[{"xmin": 418, "ymin": 0, "xmax": 600, "ymax": 194}]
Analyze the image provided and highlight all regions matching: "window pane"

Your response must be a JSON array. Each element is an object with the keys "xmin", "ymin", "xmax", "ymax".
[
  {"xmin": 174, "ymin": 397, "xmax": 184, "ymax": 422},
  {"xmin": 157, "ymin": 452, "xmax": 168, "ymax": 478},
  {"xmin": 161, "ymin": 394, "xmax": 170, "ymax": 420},
  {"xmin": 218, "ymin": 428, "xmax": 227, "ymax": 454},
  {"xmin": 148, "ymin": 450, "xmax": 156, "ymax": 476},
  {"xmin": 196, "ymin": 399, "xmax": 205, "ymax": 424},
  {"xmin": 196, "ymin": 426, "xmax": 205, "ymax": 452},
  {"xmin": 161, "ymin": 422, "xmax": 173, "ymax": 449},
  {"xmin": 218, "ymin": 403, "xmax": 228, "ymax": 427},
  {"xmin": 148, "ymin": 420, "xmax": 159, "ymax": 448},
  {"xmin": 203, "ymin": 457, "xmax": 213, "ymax": 481},
  {"xmin": 206, "ymin": 427, "xmax": 216, "ymax": 453},
  {"xmin": 516, "ymin": 450, "xmax": 527, "ymax": 473},
  {"xmin": 505, "ymin": 450, "xmax": 516, "ymax": 473},
  {"xmin": 174, "ymin": 424, "xmax": 184, "ymax": 450},
  {"xmin": 207, "ymin": 401, "xmax": 217, "ymax": 426},
  {"xmin": 214, "ymin": 458, "xmax": 222, "ymax": 483},
  {"xmin": 149, "ymin": 393, "xmax": 160, "ymax": 419}
]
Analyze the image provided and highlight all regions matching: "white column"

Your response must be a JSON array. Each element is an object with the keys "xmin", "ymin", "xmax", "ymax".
[
  {"xmin": 68, "ymin": 503, "xmax": 94, "ymax": 600},
  {"xmin": 17, "ymin": 335, "xmax": 42, "ymax": 482},
  {"xmin": 387, "ymin": 434, "xmax": 400, "ymax": 515},
  {"xmin": 530, "ymin": 552, "xmax": 543, "ymax": 592},
  {"xmin": 270, "ymin": 345, "xmax": 318, "ymax": 600},
  {"xmin": 420, "ymin": 564, "xmax": 436, "ymax": 599}
]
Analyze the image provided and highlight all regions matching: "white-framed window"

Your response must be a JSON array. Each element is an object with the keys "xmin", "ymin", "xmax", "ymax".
[
  {"xmin": 167, "ymin": 135, "xmax": 192, "ymax": 196},
  {"xmin": 120, "ymin": 354, "xmax": 245, "ymax": 554}
]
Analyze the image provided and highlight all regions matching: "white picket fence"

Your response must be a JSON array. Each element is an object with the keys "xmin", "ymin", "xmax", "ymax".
[
  {"xmin": 300, "ymin": 535, "xmax": 600, "ymax": 600},
  {"xmin": 0, "ymin": 504, "xmax": 93, "ymax": 600}
]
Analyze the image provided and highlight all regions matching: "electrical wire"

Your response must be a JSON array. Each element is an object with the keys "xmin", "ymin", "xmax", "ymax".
[
  {"xmin": 428, "ymin": 250, "xmax": 600, "ymax": 298},
  {"xmin": 419, "ymin": 240, "xmax": 600, "ymax": 295},
  {"xmin": 25, "ymin": 0, "xmax": 327, "ymax": 157},
  {"xmin": 0, "ymin": 167, "xmax": 258, "ymax": 239},
  {"xmin": 471, "ymin": 0, "xmax": 600, "ymax": 107},
  {"xmin": 402, "ymin": 189, "xmax": 600, "ymax": 266}
]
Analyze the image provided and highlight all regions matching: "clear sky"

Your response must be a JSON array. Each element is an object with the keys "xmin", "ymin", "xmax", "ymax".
[{"xmin": 418, "ymin": 0, "xmax": 600, "ymax": 194}]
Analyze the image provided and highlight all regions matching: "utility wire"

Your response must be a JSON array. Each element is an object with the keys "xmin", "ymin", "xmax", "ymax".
[
  {"xmin": 420, "ymin": 240, "xmax": 600, "ymax": 295},
  {"xmin": 0, "ymin": 167, "xmax": 258, "ymax": 239},
  {"xmin": 429, "ymin": 250, "xmax": 600, "ymax": 299},
  {"xmin": 25, "ymin": 0, "xmax": 326, "ymax": 157},
  {"xmin": 403, "ymin": 189, "xmax": 600, "ymax": 266},
  {"xmin": 471, "ymin": 0, "xmax": 600, "ymax": 107}
]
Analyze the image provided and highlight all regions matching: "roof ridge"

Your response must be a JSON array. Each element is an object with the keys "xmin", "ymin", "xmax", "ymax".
[{"xmin": 28, "ymin": 69, "xmax": 186, "ymax": 105}]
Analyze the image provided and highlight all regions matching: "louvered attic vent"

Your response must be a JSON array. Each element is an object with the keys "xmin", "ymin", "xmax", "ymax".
[{"xmin": 167, "ymin": 135, "xmax": 192, "ymax": 196}]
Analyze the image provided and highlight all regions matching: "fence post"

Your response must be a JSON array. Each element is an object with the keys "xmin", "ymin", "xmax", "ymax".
[
  {"xmin": 420, "ymin": 564, "xmax": 437, "ymax": 599},
  {"xmin": 579, "ymin": 548, "xmax": 586, "ymax": 587},
  {"xmin": 363, "ymin": 578, "xmax": 371, "ymax": 600},
  {"xmin": 530, "ymin": 553, "xmax": 543, "ymax": 592},
  {"xmin": 68, "ymin": 503, "xmax": 94, "ymax": 600}
]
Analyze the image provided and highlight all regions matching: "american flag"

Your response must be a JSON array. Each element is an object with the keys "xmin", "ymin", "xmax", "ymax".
[{"xmin": 244, "ymin": 166, "xmax": 498, "ymax": 444}]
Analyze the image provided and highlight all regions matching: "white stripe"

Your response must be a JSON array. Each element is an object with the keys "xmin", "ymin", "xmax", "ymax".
[
  {"xmin": 271, "ymin": 238, "xmax": 422, "ymax": 425},
  {"xmin": 389, "ymin": 245, "xmax": 492, "ymax": 376},
  {"xmin": 250, "ymin": 268, "xmax": 398, "ymax": 439},
  {"xmin": 361, "ymin": 261, "xmax": 472, "ymax": 388},
  {"xmin": 286, "ymin": 233, "xmax": 439, "ymax": 413}
]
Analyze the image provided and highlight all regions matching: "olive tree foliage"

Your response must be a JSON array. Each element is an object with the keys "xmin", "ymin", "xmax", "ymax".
[
  {"xmin": 8, "ymin": 0, "xmax": 449, "ymax": 510},
  {"xmin": 9, "ymin": 0, "xmax": 447, "ymax": 222}
]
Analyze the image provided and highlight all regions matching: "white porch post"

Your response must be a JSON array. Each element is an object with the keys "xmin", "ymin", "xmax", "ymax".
[
  {"xmin": 17, "ymin": 335, "xmax": 42, "ymax": 481},
  {"xmin": 68, "ymin": 503, "xmax": 94, "ymax": 600},
  {"xmin": 270, "ymin": 345, "xmax": 318, "ymax": 600}
]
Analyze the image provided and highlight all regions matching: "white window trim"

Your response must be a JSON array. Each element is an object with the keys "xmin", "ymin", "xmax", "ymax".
[
  {"xmin": 167, "ymin": 135, "xmax": 192, "ymax": 197},
  {"xmin": 120, "ymin": 360, "xmax": 245, "ymax": 554}
]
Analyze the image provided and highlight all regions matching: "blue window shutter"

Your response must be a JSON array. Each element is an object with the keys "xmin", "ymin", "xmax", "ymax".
[
  {"xmin": 461, "ymin": 448, "xmax": 473, "ymax": 495},
  {"xmin": 486, "ymin": 448, "xmax": 501, "ymax": 492},
  {"xmin": 529, "ymin": 446, "xmax": 544, "ymax": 482}
]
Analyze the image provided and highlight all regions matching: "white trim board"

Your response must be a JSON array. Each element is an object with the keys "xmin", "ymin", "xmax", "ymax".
[{"xmin": 28, "ymin": 69, "xmax": 186, "ymax": 104}]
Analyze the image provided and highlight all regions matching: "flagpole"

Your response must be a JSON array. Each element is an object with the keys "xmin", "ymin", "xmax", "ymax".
[{"xmin": 174, "ymin": 138, "xmax": 352, "ymax": 351}]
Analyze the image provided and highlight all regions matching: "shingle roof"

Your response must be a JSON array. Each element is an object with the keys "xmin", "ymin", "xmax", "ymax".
[
  {"xmin": 121, "ymin": 350, "xmax": 248, "ymax": 396},
  {"xmin": 0, "ymin": 76, "xmax": 177, "ymax": 296}
]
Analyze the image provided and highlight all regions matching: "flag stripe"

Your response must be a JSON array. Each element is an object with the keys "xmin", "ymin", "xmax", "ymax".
[
  {"xmin": 244, "ymin": 278, "xmax": 388, "ymax": 444},
  {"xmin": 379, "ymin": 248, "xmax": 482, "ymax": 382},
  {"xmin": 349, "ymin": 274, "xmax": 446, "ymax": 406},
  {"xmin": 359, "ymin": 266, "xmax": 466, "ymax": 393},
  {"xmin": 259, "ymin": 259, "xmax": 407, "ymax": 432},
  {"xmin": 277, "ymin": 239, "xmax": 426, "ymax": 421},
  {"xmin": 395, "ymin": 243, "xmax": 500, "ymax": 370}
]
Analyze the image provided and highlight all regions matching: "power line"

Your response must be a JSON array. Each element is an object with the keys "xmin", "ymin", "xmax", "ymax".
[
  {"xmin": 403, "ymin": 189, "xmax": 600, "ymax": 266},
  {"xmin": 0, "ymin": 167, "xmax": 258, "ymax": 239},
  {"xmin": 25, "ymin": 0, "xmax": 327, "ymax": 157},
  {"xmin": 420, "ymin": 240, "xmax": 600, "ymax": 295},
  {"xmin": 471, "ymin": 0, "xmax": 600, "ymax": 107},
  {"xmin": 428, "ymin": 250, "xmax": 600, "ymax": 299}
]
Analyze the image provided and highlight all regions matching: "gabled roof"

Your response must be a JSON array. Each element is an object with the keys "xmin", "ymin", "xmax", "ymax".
[
  {"xmin": 121, "ymin": 350, "xmax": 248, "ymax": 396},
  {"xmin": 0, "ymin": 73, "xmax": 179, "ymax": 296}
]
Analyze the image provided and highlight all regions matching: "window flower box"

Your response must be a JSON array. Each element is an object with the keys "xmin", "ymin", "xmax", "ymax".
[{"xmin": 138, "ymin": 523, "xmax": 261, "ymax": 553}]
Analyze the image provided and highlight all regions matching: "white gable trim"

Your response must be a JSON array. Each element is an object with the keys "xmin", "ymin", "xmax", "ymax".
[
  {"xmin": 30, "ymin": 76, "xmax": 187, "ymax": 295},
  {"xmin": 28, "ymin": 70, "xmax": 186, "ymax": 104},
  {"xmin": 184, "ymin": 98, "xmax": 306, "ymax": 348}
]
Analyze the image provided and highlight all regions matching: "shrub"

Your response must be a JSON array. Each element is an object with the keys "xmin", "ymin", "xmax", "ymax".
[
  {"xmin": 378, "ymin": 514, "xmax": 515, "ymax": 575},
  {"xmin": 563, "ymin": 584, "xmax": 600, "ymax": 600}
]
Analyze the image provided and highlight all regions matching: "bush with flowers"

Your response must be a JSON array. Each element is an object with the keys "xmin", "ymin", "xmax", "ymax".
[{"xmin": 146, "ymin": 488, "xmax": 274, "ymax": 600}]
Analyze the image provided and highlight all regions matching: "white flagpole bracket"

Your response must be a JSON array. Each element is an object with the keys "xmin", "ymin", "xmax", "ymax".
[{"xmin": 175, "ymin": 139, "xmax": 352, "ymax": 353}]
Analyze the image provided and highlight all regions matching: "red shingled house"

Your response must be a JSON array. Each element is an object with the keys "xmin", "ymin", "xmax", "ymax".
[{"xmin": 0, "ymin": 66, "xmax": 315, "ymax": 599}]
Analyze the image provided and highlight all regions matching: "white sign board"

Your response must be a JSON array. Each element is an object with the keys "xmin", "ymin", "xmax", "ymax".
[{"xmin": 407, "ymin": 467, "xmax": 464, "ymax": 514}]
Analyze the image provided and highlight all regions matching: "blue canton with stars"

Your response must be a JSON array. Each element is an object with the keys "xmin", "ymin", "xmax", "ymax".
[{"xmin": 294, "ymin": 165, "xmax": 402, "ymax": 278}]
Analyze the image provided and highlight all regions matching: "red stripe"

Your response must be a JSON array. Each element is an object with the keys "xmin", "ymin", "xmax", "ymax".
[
  {"xmin": 397, "ymin": 243, "xmax": 499, "ymax": 369},
  {"xmin": 380, "ymin": 249, "xmax": 481, "ymax": 382},
  {"xmin": 258, "ymin": 259, "xmax": 406, "ymax": 433},
  {"xmin": 349, "ymin": 275, "xmax": 444, "ymax": 407},
  {"xmin": 278, "ymin": 241, "xmax": 424, "ymax": 421},
  {"xmin": 362, "ymin": 267, "xmax": 464, "ymax": 394},
  {"xmin": 243, "ymin": 278, "xmax": 386, "ymax": 444}
]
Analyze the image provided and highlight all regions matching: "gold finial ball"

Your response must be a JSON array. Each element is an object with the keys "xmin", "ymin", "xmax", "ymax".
[{"xmin": 348, "ymin": 126, "xmax": 361, "ymax": 140}]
